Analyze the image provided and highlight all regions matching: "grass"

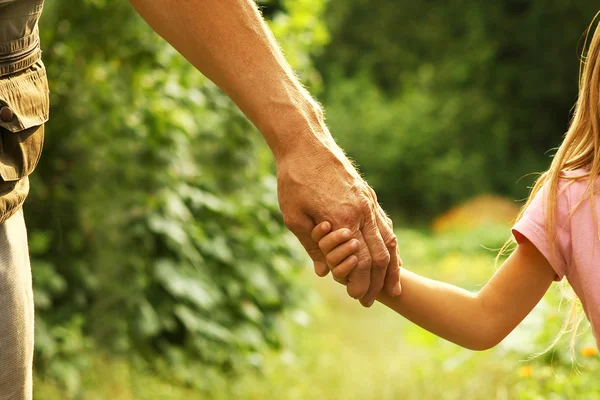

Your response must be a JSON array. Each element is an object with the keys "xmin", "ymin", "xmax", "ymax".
[{"xmin": 34, "ymin": 223, "xmax": 600, "ymax": 399}]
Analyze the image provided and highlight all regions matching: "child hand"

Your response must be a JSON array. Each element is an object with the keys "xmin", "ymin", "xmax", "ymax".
[{"xmin": 311, "ymin": 222, "xmax": 360, "ymax": 284}]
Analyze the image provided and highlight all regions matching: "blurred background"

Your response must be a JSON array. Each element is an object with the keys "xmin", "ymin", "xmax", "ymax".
[{"xmin": 29, "ymin": 1, "xmax": 599, "ymax": 399}]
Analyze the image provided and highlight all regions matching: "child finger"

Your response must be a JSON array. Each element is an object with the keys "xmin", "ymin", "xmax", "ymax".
[
  {"xmin": 326, "ymin": 239, "xmax": 360, "ymax": 268},
  {"xmin": 332, "ymin": 255, "xmax": 359, "ymax": 282},
  {"xmin": 311, "ymin": 221, "xmax": 331, "ymax": 243},
  {"xmin": 318, "ymin": 228, "xmax": 354, "ymax": 254}
]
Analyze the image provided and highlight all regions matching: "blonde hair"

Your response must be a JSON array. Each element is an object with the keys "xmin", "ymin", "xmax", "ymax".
[{"xmin": 499, "ymin": 11, "xmax": 600, "ymax": 359}]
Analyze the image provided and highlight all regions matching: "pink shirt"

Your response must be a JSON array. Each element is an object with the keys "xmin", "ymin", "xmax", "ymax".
[{"xmin": 512, "ymin": 170, "xmax": 600, "ymax": 348}]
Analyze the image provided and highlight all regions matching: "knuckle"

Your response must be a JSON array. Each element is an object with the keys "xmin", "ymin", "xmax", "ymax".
[
  {"xmin": 355, "ymin": 259, "xmax": 371, "ymax": 272},
  {"xmin": 386, "ymin": 216, "xmax": 394, "ymax": 229},
  {"xmin": 336, "ymin": 212, "xmax": 357, "ymax": 230},
  {"xmin": 358, "ymin": 198, "xmax": 373, "ymax": 215},
  {"xmin": 373, "ymin": 253, "xmax": 391, "ymax": 269},
  {"xmin": 368, "ymin": 186, "xmax": 378, "ymax": 201},
  {"xmin": 384, "ymin": 234, "xmax": 398, "ymax": 250}
]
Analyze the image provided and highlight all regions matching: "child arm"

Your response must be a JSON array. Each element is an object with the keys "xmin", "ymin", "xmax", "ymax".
[
  {"xmin": 312, "ymin": 224, "xmax": 556, "ymax": 350},
  {"xmin": 378, "ymin": 240, "xmax": 554, "ymax": 350}
]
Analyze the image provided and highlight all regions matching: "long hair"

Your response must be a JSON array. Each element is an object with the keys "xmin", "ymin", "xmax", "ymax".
[{"xmin": 499, "ymin": 11, "xmax": 600, "ymax": 358}]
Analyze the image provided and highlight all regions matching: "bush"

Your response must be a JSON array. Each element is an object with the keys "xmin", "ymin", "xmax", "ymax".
[{"xmin": 27, "ymin": 0, "xmax": 327, "ymax": 394}]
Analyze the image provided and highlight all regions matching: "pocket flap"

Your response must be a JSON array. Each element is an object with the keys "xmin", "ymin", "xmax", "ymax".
[{"xmin": 0, "ymin": 63, "xmax": 49, "ymax": 132}]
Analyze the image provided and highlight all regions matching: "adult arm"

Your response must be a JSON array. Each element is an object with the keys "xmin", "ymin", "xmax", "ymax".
[{"xmin": 127, "ymin": 0, "xmax": 402, "ymax": 305}]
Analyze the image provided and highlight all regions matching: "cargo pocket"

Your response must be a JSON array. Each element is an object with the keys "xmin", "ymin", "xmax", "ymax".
[{"xmin": 0, "ymin": 61, "xmax": 49, "ymax": 182}]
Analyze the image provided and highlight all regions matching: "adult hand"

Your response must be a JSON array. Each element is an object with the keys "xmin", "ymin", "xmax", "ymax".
[{"xmin": 276, "ymin": 123, "xmax": 402, "ymax": 307}]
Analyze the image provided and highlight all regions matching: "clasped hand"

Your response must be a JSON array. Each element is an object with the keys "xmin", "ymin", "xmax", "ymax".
[{"xmin": 276, "ymin": 139, "xmax": 402, "ymax": 307}]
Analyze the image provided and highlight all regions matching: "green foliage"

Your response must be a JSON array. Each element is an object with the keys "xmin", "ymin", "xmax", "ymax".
[
  {"xmin": 23, "ymin": 0, "xmax": 600, "ymax": 396},
  {"xmin": 318, "ymin": 1, "xmax": 600, "ymax": 218},
  {"xmin": 35, "ymin": 225, "xmax": 599, "ymax": 399},
  {"xmin": 324, "ymin": 73, "xmax": 495, "ymax": 215},
  {"xmin": 28, "ymin": 0, "xmax": 327, "ymax": 393}
]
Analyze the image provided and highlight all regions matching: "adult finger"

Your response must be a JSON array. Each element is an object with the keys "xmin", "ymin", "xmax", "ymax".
[
  {"xmin": 345, "ymin": 231, "xmax": 372, "ymax": 299},
  {"xmin": 357, "ymin": 204, "xmax": 390, "ymax": 307},
  {"xmin": 377, "ymin": 206, "xmax": 402, "ymax": 296}
]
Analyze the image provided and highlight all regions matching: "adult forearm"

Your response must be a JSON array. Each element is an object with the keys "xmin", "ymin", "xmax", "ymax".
[
  {"xmin": 377, "ymin": 269, "xmax": 498, "ymax": 350},
  {"xmin": 129, "ymin": 0, "xmax": 330, "ymax": 161},
  {"xmin": 130, "ymin": 0, "xmax": 402, "ymax": 304}
]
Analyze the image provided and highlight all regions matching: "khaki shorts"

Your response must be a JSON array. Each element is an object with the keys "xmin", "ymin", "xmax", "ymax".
[{"xmin": 0, "ymin": 208, "xmax": 33, "ymax": 400}]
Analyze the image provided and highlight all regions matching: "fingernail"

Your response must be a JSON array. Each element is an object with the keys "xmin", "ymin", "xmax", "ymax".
[
  {"xmin": 342, "ymin": 229, "xmax": 351, "ymax": 239},
  {"xmin": 393, "ymin": 284, "xmax": 402, "ymax": 296},
  {"xmin": 322, "ymin": 222, "xmax": 330, "ymax": 231},
  {"xmin": 368, "ymin": 299, "xmax": 375, "ymax": 307},
  {"xmin": 351, "ymin": 239, "xmax": 359, "ymax": 249},
  {"xmin": 349, "ymin": 255, "xmax": 358, "ymax": 265}
]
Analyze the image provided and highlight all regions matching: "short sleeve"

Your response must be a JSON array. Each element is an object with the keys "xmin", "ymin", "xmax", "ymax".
[{"xmin": 511, "ymin": 182, "xmax": 572, "ymax": 281}]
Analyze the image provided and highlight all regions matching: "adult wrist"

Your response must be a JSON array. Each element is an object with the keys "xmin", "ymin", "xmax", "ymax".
[
  {"xmin": 257, "ymin": 97, "xmax": 360, "ymax": 182},
  {"xmin": 262, "ymin": 101, "xmax": 332, "ymax": 163}
]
